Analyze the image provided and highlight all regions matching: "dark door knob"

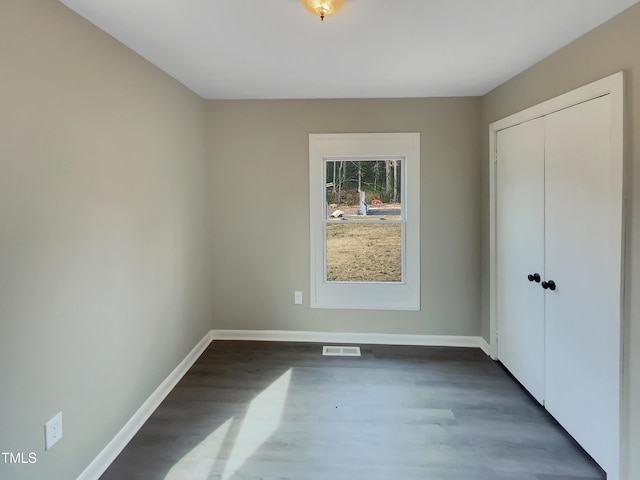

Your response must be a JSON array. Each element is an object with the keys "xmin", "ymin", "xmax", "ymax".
[
  {"xmin": 542, "ymin": 280, "xmax": 556, "ymax": 291},
  {"xmin": 527, "ymin": 273, "xmax": 541, "ymax": 283}
]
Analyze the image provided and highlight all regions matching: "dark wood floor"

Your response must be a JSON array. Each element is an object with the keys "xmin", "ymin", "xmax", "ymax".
[{"xmin": 100, "ymin": 341, "xmax": 605, "ymax": 480}]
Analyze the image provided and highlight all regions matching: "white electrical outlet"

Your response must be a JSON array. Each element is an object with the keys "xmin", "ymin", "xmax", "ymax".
[
  {"xmin": 294, "ymin": 291, "xmax": 303, "ymax": 305},
  {"xmin": 44, "ymin": 412, "xmax": 63, "ymax": 451}
]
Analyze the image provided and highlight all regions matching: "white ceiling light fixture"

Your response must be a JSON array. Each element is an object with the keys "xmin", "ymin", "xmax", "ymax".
[{"xmin": 301, "ymin": 0, "xmax": 345, "ymax": 21}]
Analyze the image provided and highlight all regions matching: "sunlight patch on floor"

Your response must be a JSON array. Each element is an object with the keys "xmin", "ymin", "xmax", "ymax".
[
  {"xmin": 222, "ymin": 368, "xmax": 292, "ymax": 480},
  {"xmin": 163, "ymin": 417, "xmax": 232, "ymax": 480}
]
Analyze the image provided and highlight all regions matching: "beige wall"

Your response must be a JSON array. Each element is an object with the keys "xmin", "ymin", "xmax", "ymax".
[
  {"xmin": 480, "ymin": 3, "xmax": 640, "ymax": 478},
  {"xmin": 207, "ymin": 98, "xmax": 482, "ymax": 336},
  {"xmin": 0, "ymin": 1, "xmax": 212, "ymax": 479}
]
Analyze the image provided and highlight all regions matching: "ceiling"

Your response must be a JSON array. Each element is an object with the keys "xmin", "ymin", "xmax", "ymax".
[{"xmin": 57, "ymin": 0, "xmax": 639, "ymax": 99}]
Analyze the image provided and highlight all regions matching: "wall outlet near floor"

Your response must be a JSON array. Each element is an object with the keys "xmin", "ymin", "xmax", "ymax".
[
  {"xmin": 294, "ymin": 291, "xmax": 303, "ymax": 305},
  {"xmin": 44, "ymin": 412, "xmax": 63, "ymax": 450}
]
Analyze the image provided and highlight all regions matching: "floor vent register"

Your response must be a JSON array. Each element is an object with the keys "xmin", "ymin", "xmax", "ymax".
[{"xmin": 322, "ymin": 346, "xmax": 361, "ymax": 357}]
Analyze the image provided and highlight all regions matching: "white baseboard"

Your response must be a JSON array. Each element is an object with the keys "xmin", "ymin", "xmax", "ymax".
[
  {"xmin": 477, "ymin": 337, "xmax": 492, "ymax": 357},
  {"xmin": 211, "ymin": 329, "xmax": 491, "ymax": 353},
  {"xmin": 76, "ymin": 330, "xmax": 215, "ymax": 480}
]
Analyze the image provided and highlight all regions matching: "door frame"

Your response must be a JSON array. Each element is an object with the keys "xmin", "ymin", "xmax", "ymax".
[{"xmin": 488, "ymin": 71, "xmax": 624, "ymax": 477}]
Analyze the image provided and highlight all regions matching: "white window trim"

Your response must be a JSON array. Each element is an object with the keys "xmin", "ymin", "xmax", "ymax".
[{"xmin": 309, "ymin": 133, "xmax": 420, "ymax": 310}]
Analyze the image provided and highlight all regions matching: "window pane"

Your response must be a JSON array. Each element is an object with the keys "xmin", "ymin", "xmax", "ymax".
[
  {"xmin": 326, "ymin": 159, "xmax": 402, "ymax": 220},
  {"xmin": 326, "ymin": 223, "xmax": 402, "ymax": 282}
]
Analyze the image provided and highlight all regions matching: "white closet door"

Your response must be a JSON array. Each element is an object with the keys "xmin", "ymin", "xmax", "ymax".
[
  {"xmin": 544, "ymin": 94, "xmax": 620, "ymax": 476},
  {"xmin": 496, "ymin": 118, "xmax": 545, "ymax": 403}
]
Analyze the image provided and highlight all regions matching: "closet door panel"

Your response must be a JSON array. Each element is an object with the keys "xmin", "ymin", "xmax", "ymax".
[
  {"xmin": 544, "ymin": 94, "xmax": 619, "ymax": 473},
  {"xmin": 496, "ymin": 118, "xmax": 545, "ymax": 403}
]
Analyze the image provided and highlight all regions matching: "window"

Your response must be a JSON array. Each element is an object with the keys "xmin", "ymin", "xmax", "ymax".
[
  {"xmin": 324, "ymin": 158, "xmax": 403, "ymax": 283},
  {"xmin": 309, "ymin": 133, "xmax": 420, "ymax": 310}
]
